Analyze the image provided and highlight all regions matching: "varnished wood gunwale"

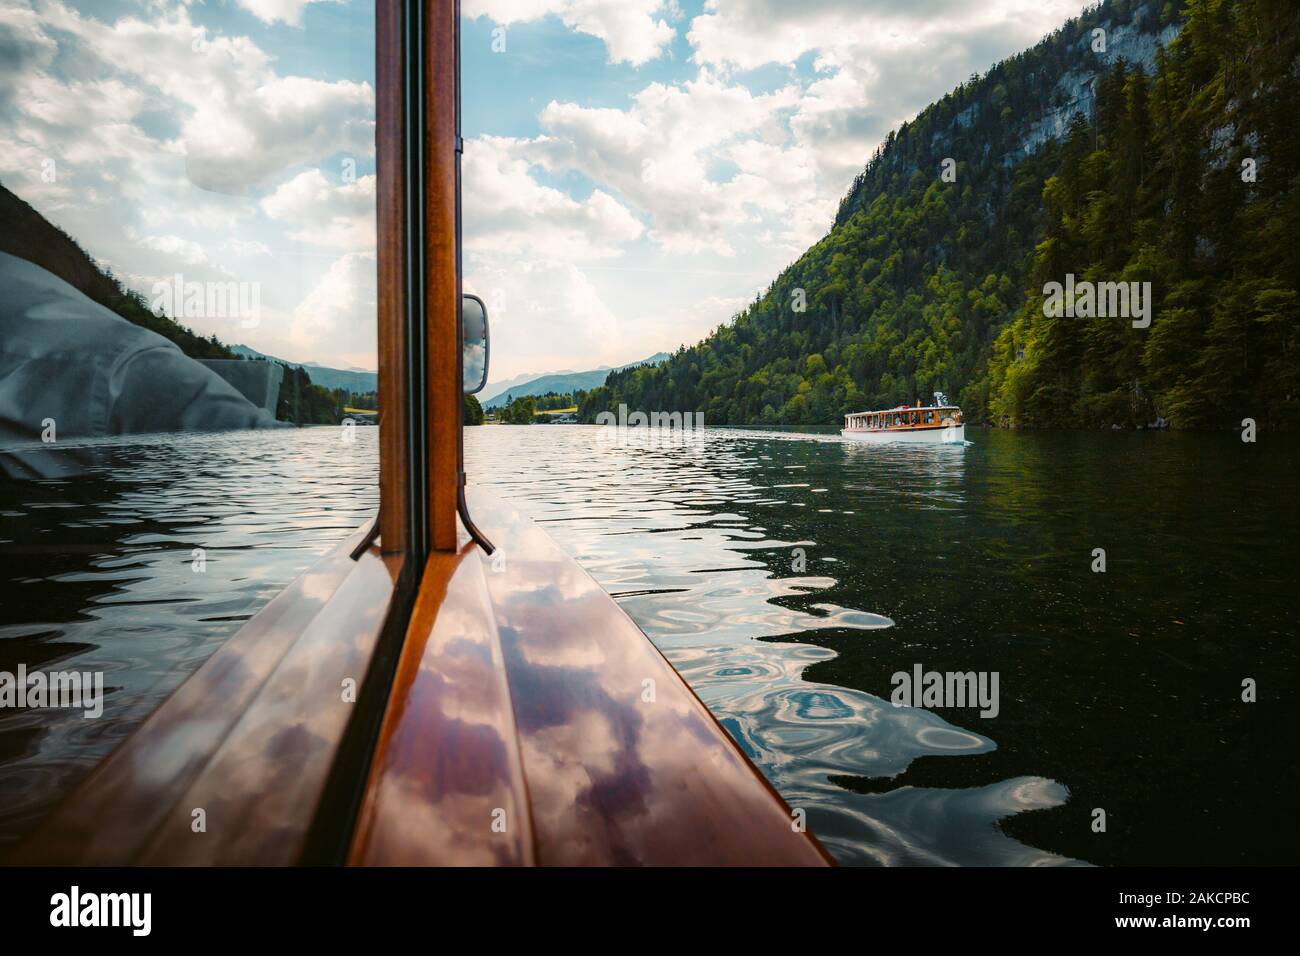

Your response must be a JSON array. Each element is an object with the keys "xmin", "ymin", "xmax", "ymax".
[
  {"xmin": 8, "ymin": 528, "xmax": 401, "ymax": 865},
  {"xmin": 346, "ymin": 491, "xmax": 830, "ymax": 866},
  {"xmin": 348, "ymin": 546, "xmax": 536, "ymax": 866},
  {"xmin": 474, "ymin": 490, "xmax": 830, "ymax": 866}
]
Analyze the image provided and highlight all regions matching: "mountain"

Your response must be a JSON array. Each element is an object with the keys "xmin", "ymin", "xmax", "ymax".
[
  {"xmin": 231, "ymin": 345, "xmax": 378, "ymax": 395},
  {"xmin": 581, "ymin": 0, "xmax": 1298, "ymax": 431},
  {"xmin": 480, "ymin": 369, "xmax": 551, "ymax": 405},
  {"xmin": 483, "ymin": 353, "xmax": 670, "ymax": 409},
  {"xmin": 0, "ymin": 180, "xmax": 236, "ymax": 361}
]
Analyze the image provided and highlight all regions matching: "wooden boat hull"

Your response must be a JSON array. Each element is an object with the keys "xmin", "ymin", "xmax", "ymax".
[
  {"xmin": 11, "ymin": 491, "xmax": 831, "ymax": 866},
  {"xmin": 841, "ymin": 424, "xmax": 965, "ymax": 444}
]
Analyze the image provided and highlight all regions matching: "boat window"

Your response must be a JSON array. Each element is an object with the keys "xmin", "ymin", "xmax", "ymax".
[{"xmin": 0, "ymin": 1, "xmax": 378, "ymax": 850}]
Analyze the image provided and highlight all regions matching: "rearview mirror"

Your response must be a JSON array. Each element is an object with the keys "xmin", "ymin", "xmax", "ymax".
[{"xmin": 462, "ymin": 294, "xmax": 489, "ymax": 394}]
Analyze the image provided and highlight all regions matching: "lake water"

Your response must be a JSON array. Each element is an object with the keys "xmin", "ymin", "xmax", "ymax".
[
  {"xmin": 2, "ymin": 425, "xmax": 1295, "ymax": 864},
  {"xmin": 0, "ymin": 428, "xmax": 378, "ymax": 851}
]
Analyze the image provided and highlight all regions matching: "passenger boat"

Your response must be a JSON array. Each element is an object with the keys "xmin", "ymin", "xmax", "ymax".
[
  {"xmin": 842, "ymin": 393, "xmax": 965, "ymax": 444},
  {"xmin": 5, "ymin": 0, "xmax": 829, "ymax": 868}
]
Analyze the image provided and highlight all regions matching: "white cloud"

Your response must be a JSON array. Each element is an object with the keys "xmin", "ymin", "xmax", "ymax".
[
  {"xmin": 682, "ymin": 293, "xmax": 749, "ymax": 330},
  {"xmin": 689, "ymin": 0, "xmax": 1091, "ymax": 185},
  {"xmin": 136, "ymin": 233, "xmax": 209, "ymax": 266},
  {"xmin": 13, "ymin": 1, "xmax": 374, "ymax": 196},
  {"xmin": 182, "ymin": 75, "xmax": 374, "ymax": 195},
  {"xmin": 464, "ymin": 259, "xmax": 624, "ymax": 378},
  {"xmin": 224, "ymin": 238, "xmax": 272, "ymax": 257},
  {"xmin": 464, "ymin": 0, "xmax": 675, "ymax": 66},
  {"xmin": 261, "ymin": 169, "xmax": 376, "ymax": 249},
  {"xmin": 236, "ymin": 0, "xmax": 333, "ymax": 27},
  {"xmin": 499, "ymin": 0, "xmax": 1091, "ymax": 264},
  {"xmin": 527, "ymin": 74, "xmax": 804, "ymax": 253},
  {"xmin": 289, "ymin": 251, "xmax": 377, "ymax": 368},
  {"xmin": 688, "ymin": 0, "xmax": 1083, "ymax": 72},
  {"xmin": 463, "ymin": 135, "xmax": 642, "ymax": 260}
]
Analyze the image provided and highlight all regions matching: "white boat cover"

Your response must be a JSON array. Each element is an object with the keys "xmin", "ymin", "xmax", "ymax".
[{"xmin": 0, "ymin": 251, "xmax": 285, "ymax": 476}]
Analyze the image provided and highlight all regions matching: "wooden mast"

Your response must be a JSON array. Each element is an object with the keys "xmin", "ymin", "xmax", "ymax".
[
  {"xmin": 376, "ymin": 0, "xmax": 407, "ymax": 555},
  {"xmin": 425, "ymin": 0, "xmax": 460, "ymax": 552}
]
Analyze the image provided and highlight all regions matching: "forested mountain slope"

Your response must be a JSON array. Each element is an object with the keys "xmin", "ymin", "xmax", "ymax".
[{"xmin": 581, "ymin": 0, "xmax": 1298, "ymax": 429}]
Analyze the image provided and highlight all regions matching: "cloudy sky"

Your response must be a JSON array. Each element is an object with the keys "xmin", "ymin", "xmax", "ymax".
[{"xmin": 0, "ymin": 0, "xmax": 1089, "ymax": 377}]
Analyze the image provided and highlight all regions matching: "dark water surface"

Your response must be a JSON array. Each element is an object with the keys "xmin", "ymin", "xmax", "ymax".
[
  {"xmin": 1, "ymin": 425, "xmax": 1295, "ymax": 864},
  {"xmin": 0, "ymin": 429, "xmax": 378, "ymax": 850},
  {"xmin": 468, "ymin": 426, "xmax": 1297, "ymax": 866}
]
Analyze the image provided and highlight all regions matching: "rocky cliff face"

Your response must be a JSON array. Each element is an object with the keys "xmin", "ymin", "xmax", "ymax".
[{"xmin": 837, "ymin": 0, "xmax": 1182, "ymax": 226}]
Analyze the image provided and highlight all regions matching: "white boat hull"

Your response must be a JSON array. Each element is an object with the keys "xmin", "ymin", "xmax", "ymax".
[{"xmin": 840, "ymin": 424, "xmax": 965, "ymax": 444}]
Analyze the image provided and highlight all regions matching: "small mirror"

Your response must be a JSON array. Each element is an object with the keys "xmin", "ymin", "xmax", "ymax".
[{"xmin": 462, "ymin": 294, "xmax": 489, "ymax": 394}]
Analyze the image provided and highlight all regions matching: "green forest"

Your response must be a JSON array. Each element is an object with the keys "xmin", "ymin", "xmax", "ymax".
[{"xmin": 580, "ymin": 0, "xmax": 1298, "ymax": 430}]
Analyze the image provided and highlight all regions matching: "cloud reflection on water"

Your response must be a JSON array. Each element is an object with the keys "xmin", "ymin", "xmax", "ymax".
[{"xmin": 467, "ymin": 424, "xmax": 1080, "ymax": 865}]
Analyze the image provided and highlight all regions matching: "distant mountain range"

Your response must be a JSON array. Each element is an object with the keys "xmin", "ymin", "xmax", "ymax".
[
  {"xmin": 480, "ymin": 353, "xmax": 670, "ymax": 408},
  {"xmin": 479, "ymin": 369, "xmax": 547, "ymax": 403},
  {"xmin": 231, "ymin": 345, "xmax": 378, "ymax": 394}
]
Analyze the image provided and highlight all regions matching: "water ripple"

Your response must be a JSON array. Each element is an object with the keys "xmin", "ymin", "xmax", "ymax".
[
  {"xmin": 467, "ymin": 425, "xmax": 1081, "ymax": 866},
  {"xmin": 0, "ymin": 428, "xmax": 377, "ymax": 850}
]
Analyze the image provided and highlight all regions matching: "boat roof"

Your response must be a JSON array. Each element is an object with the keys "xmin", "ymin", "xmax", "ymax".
[{"xmin": 846, "ymin": 405, "xmax": 961, "ymax": 415}]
